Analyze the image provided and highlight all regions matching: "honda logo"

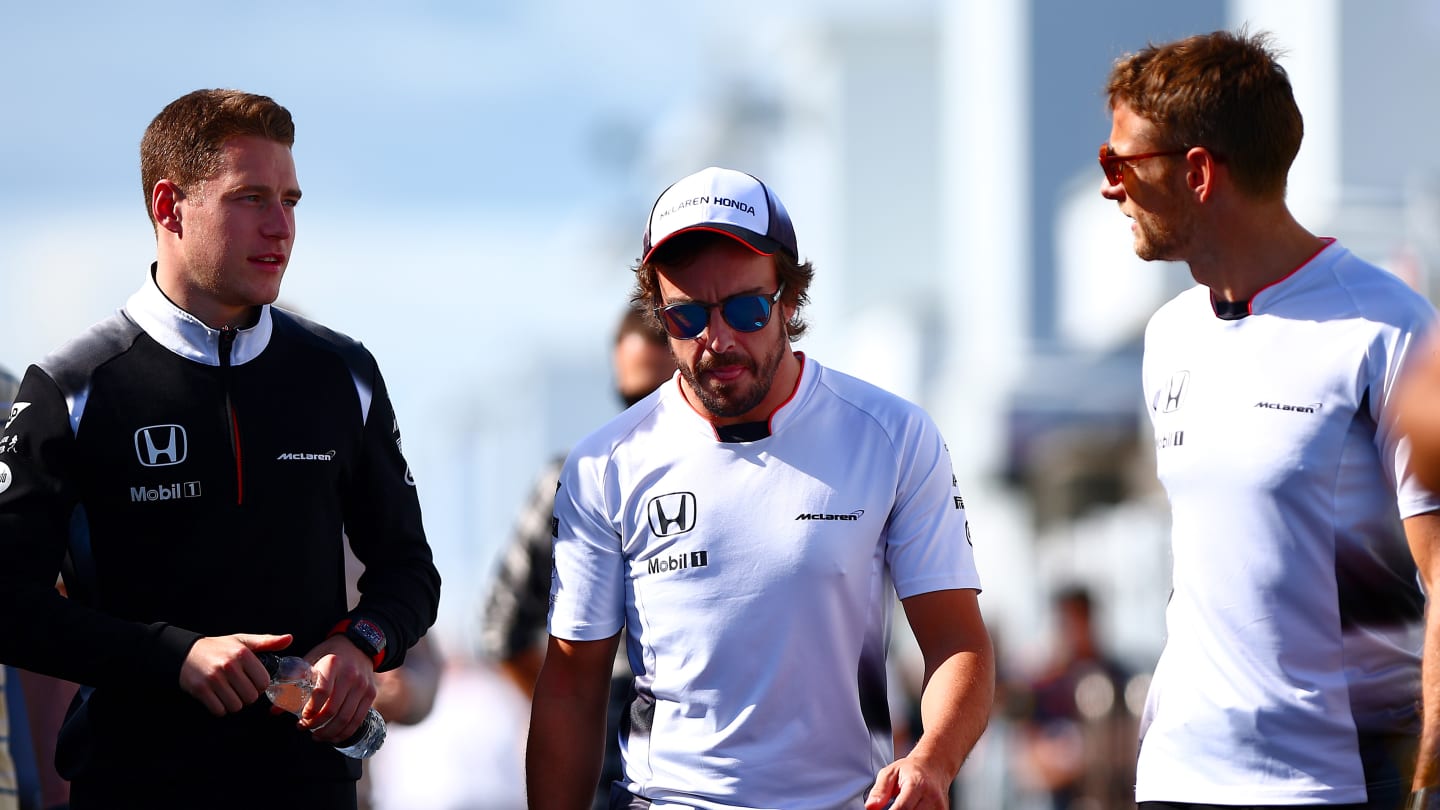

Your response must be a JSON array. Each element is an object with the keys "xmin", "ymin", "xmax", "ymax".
[
  {"xmin": 647, "ymin": 492, "xmax": 697, "ymax": 537},
  {"xmin": 1153, "ymin": 371, "xmax": 1189, "ymax": 413},
  {"xmin": 134, "ymin": 424, "xmax": 188, "ymax": 467}
]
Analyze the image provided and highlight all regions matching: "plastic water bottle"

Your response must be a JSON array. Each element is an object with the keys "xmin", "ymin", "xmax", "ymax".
[{"xmin": 258, "ymin": 653, "xmax": 387, "ymax": 758}]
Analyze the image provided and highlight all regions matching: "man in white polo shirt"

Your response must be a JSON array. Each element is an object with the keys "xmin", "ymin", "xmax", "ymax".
[
  {"xmin": 1100, "ymin": 30, "xmax": 1440, "ymax": 809},
  {"xmin": 526, "ymin": 167, "xmax": 995, "ymax": 810}
]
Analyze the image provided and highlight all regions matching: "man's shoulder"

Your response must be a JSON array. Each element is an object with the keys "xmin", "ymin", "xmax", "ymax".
[
  {"xmin": 1324, "ymin": 247, "xmax": 1436, "ymax": 324},
  {"xmin": 569, "ymin": 393, "xmax": 666, "ymax": 462},
  {"xmin": 269, "ymin": 307, "xmax": 377, "ymax": 371},
  {"xmin": 38, "ymin": 311, "xmax": 145, "ymax": 397},
  {"xmin": 809, "ymin": 359, "xmax": 931, "ymax": 425}
]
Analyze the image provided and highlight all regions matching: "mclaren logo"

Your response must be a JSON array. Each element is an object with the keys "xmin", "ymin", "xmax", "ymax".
[
  {"xmin": 276, "ymin": 450, "xmax": 337, "ymax": 461},
  {"xmin": 134, "ymin": 425, "xmax": 187, "ymax": 467},
  {"xmin": 795, "ymin": 510, "xmax": 865, "ymax": 521},
  {"xmin": 1254, "ymin": 401, "xmax": 1320, "ymax": 414},
  {"xmin": 647, "ymin": 492, "xmax": 696, "ymax": 537}
]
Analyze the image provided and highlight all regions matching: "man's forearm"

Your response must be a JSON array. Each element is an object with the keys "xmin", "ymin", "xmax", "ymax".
[
  {"xmin": 1414, "ymin": 600, "xmax": 1440, "ymax": 789},
  {"xmin": 526, "ymin": 638, "xmax": 614, "ymax": 810},
  {"xmin": 1405, "ymin": 513, "xmax": 1440, "ymax": 793},
  {"xmin": 526, "ymin": 686, "xmax": 608, "ymax": 809},
  {"xmin": 909, "ymin": 648, "xmax": 995, "ymax": 778}
]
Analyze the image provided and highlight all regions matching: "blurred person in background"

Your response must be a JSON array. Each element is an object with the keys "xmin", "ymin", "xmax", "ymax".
[
  {"xmin": 479, "ymin": 304, "xmax": 674, "ymax": 810},
  {"xmin": 1017, "ymin": 586, "xmax": 1135, "ymax": 810},
  {"xmin": 344, "ymin": 544, "xmax": 442, "ymax": 810},
  {"xmin": 528, "ymin": 166, "xmax": 994, "ymax": 810},
  {"xmin": 0, "ymin": 89, "xmax": 441, "ymax": 809},
  {"xmin": 1101, "ymin": 30, "xmax": 1440, "ymax": 809}
]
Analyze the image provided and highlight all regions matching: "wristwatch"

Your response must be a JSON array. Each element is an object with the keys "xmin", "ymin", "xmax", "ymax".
[
  {"xmin": 330, "ymin": 617, "xmax": 386, "ymax": 669},
  {"xmin": 1409, "ymin": 787, "xmax": 1440, "ymax": 810}
]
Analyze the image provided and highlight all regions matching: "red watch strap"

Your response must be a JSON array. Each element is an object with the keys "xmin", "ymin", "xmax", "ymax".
[{"xmin": 328, "ymin": 618, "xmax": 384, "ymax": 669}]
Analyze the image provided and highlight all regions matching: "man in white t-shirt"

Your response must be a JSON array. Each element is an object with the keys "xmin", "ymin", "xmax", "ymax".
[
  {"xmin": 1100, "ymin": 30, "xmax": 1440, "ymax": 809},
  {"xmin": 526, "ymin": 167, "xmax": 995, "ymax": 810}
]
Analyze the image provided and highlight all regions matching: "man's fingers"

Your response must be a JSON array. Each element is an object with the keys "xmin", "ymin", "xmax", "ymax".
[
  {"xmin": 866, "ymin": 768, "xmax": 898, "ymax": 810},
  {"xmin": 197, "ymin": 691, "xmax": 227, "ymax": 717},
  {"xmin": 315, "ymin": 671, "xmax": 367, "ymax": 738},
  {"xmin": 237, "ymin": 632, "xmax": 294, "ymax": 651},
  {"xmin": 211, "ymin": 679, "xmax": 246, "ymax": 715}
]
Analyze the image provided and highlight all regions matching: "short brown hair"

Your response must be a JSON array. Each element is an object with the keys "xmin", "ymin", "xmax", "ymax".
[
  {"xmin": 630, "ymin": 232, "xmax": 815, "ymax": 341},
  {"xmin": 140, "ymin": 89, "xmax": 295, "ymax": 224},
  {"xmin": 1105, "ymin": 29, "xmax": 1301, "ymax": 199}
]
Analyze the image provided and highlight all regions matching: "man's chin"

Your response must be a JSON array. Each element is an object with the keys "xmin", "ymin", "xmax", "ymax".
[{"xmin": 699, "ymin": 383, "xmax": 769, "ymax": 420}]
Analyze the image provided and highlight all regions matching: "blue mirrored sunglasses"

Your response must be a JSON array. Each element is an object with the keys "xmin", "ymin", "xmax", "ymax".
[{"xmin": 657, "ymin": 283, "xmax": 786, "ymax": 340}]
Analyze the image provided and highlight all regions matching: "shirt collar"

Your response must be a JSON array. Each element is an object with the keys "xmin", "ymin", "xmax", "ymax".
[{"xmin": 124, "ymin": 264, "xmax": 273, "ymax": 366}]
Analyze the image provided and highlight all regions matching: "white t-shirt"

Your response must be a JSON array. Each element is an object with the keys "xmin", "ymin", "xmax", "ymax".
[
  {"xmin": 549, "ymin": 354, "xmax": 981, "ymax": 810},
  {"xmin": 1137, "ymin": 240, "xmax": 1440, "ymax": 805}
]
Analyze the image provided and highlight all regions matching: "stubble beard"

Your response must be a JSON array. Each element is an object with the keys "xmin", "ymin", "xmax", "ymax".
[
  {"xmin": 1134, "ymin": 212, "xmax": 1186, "ymax": 262},
  {"xmin": 1132, "ymin": 188, "xmax": 1195, "ymax": 263},
  {"xmin": 678, "ymin": 331, "xmax": 787, "ymax": 420}
]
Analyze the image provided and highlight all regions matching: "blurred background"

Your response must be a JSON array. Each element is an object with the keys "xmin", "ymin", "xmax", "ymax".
[{"xmin": 5, "ymin": 0, "xmax": 1440, "ymax": 807}]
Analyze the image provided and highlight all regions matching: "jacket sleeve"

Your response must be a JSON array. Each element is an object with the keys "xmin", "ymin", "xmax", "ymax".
[
  {"xmin": 339, "ymin": 356, "xmax": 441, "ymax": 671},
  {"xmin": 0, "ymin": 366, "xmax": 201, "ymax": 688}
]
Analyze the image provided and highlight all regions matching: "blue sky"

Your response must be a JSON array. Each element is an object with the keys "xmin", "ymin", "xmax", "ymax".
[
  {"xmin": 2, "ymin": 1, "xmax": 930, "ymax": 651},
  {"xmin": 14, "ymin": 0, "xmax": 1436, "ymax": 658}
]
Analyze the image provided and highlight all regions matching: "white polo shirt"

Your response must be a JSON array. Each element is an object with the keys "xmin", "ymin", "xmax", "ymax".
[
  {"xmin": 1137, "ymin": 240, "xmax": 1440, "ymax": 805},
  {"xmin": 549, "ymin": 354, "xmax": 980, "ymax": 810}
]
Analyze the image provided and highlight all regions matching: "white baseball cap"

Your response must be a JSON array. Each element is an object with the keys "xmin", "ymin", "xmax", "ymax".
[{"xmin": 641, "ymin": 167, "xmax": 798, "ymax": 264}]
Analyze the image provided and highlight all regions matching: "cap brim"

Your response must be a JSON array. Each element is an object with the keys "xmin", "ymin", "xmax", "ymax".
[{"xmin": 642, "ymin": 224, "xmax": 787, "ymax": 264}]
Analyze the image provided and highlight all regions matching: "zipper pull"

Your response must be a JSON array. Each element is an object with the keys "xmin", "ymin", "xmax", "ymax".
[{"xmin": 219, "ymin": 326, "xmax": 237, "ymax": 368}]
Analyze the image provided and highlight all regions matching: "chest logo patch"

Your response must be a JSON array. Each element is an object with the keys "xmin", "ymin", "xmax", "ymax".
[
  {"xmin": 5, "ymin": 402, "xmax": 30, "ymax": 431},
  {"xmin": 276, "ymin": 450, "xmax": 337, "ymax": 461},
  {"xmin": 1153, "ymin": 371, "xmax": 1189, "ymax": 413},
  {"xmin": 795, "ymin": 510, "xmax": 864, "ymax": 521},
  {"xmin": 134, "ymin": 425, "xmax": 188, "ymax": 467},
  {"xmin": 1254, "ymin": 401, "xmax": 1320, "ymax": 414},
  {"xmin": 647, "ymin": 491, "xmax": 696, "ymax": 537}
]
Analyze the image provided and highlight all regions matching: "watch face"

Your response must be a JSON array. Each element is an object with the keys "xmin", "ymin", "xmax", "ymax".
[{"xmin": 352, "ymin": 619, "xmax": 386, "ymax": 653}]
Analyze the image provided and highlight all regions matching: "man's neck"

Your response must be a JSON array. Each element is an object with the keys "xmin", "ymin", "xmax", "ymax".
[
  {"xmin": 1187, "ymin": 205, "xmax": 1326, "ymax": 303},
  {"xmin": 152, "ymin": 260, "xmax": 256, "ymax": 330}
]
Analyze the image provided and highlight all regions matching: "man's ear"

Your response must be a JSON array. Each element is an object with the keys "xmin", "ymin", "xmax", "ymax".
[
  {"xmin": 1186, "ymin": 147, "xmax": 1221, "ymax": 203},
  {"xmin": 153, "ymin": 180, "xmax": 184, "ymax": 234}
]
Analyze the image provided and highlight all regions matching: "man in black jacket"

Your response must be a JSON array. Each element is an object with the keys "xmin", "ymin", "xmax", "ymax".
[{"xmin": 0, "ymin": 89, "xmax": 441, "ymax": 809}]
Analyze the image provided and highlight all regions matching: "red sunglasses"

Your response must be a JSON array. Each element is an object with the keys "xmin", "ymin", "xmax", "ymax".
[{"xmin": 1098, "ymin": 143, "xmax": 1189, "ymax": 185}]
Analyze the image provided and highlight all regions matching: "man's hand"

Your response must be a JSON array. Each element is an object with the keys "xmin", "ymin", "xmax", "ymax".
[
  {"xmin": 300, "ymin": 634, "xmax": 378, "ymax": 744},
  {"xmin": 867, "ymin": 754, "xmax": 952, "ymax": 810},
  {"xmin": 179, "ymin": 633, "xmax": 293, "ymax": 716}
]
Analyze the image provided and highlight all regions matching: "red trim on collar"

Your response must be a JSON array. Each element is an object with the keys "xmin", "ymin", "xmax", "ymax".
[
  {"xmin": 700, "ymin": 352, "xmax": 807, "ymax": 443},
  {"xmin": 1246, "ymin": 237, "xmax": 1336, "ymax": 313}
]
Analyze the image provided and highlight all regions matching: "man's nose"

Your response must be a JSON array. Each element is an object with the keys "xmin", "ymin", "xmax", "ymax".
[{"xmin": 1100, "ymin": 174, "xmax": 1126, "ymax": 201}]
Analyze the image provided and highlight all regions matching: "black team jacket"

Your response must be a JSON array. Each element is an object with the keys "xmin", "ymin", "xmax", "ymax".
[{"xmin": 0, "ymin": 269, "xmax": 441, "ymax": 797}]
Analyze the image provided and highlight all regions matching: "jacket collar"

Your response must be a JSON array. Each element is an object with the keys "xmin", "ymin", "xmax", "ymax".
[{"xmin": 124, "ymin": 264, "xmax": 273, "ymax": 366}]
